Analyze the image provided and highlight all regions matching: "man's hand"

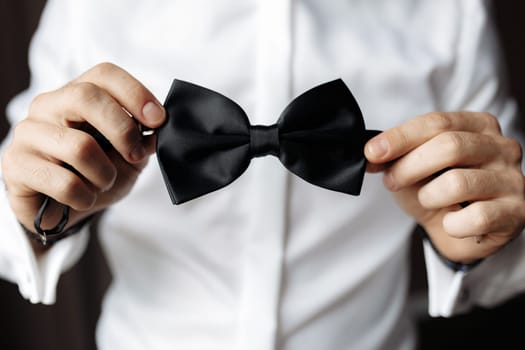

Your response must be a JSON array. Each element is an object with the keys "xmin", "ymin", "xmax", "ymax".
[
  {"xmin": 365, "ymin": 112, "xmax": 525, "ymax": 264},
  {"xmin": 1, "ymin": 62, "xmax": 166, "ymax": 235}
]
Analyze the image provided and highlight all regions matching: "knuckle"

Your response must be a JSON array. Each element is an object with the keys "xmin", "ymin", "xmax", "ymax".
[
  {"xmin": 425, "ymin": 112, "xmax": 453, "ymax": 132},
  {"xmin": 517, "ymin": 203, "xmax": 525, "ymax": 227},
  {"xmin": 91, "ymin": 62, "xmax": 118, "ymax": 77},
  {"xmin": 444, "ymin": 169, "xmax": 468, "ymax": 194},
  {"xmin": 117, "ymin": 118, "xmax": 137, "ymax": 137},
  {"xmin": 76, "ymin": 192, "xmax": 97, "ymax": 211},
  {"xmin": 516, "ymin": 178, "xmax": 525, "ymax": 200},
  {"xmin": 471, "ymin": 205, "xmax": 492, "ymax": 234},
  {"xmin": 438, "ymin": 132, "xmax": 463, "ymax": 162},
  {"xmin": 68, "ymin": 81, "xmax": 102, "ymax": 104},
  {"xmin": 417, "ymin": 185, "xmax": 434, "ymax": 208},
  {"xmin": 504, "ymin": 137, "xmax": 523, "ymax": 164},
  {"xmin": 49, "ymin": 124, "xmax": 68, "ymax": 146},
  {"xmin": 481, "ymin": 113, "xmax": 502, "ymax": 133},
  {"xmin": 508, "ymin": 169, "xmax": 525, "ymax": 196},
  {"xmin": 99, "ymin": 164, "xmax": 117, "ymax": 189},
  {"xmin": 518, "ymin": 173, "xmax": 525, "ymax": 196},
  {"xmin": 1, "ymin": 147, "xmax": 17, "ymax": 178},
  {"xmin": 1, "ymin": 148, "xmax": 32, "ymax": 196},
  {"xmin": 114, "ymin": 118, "xmax": 141, "ymax": 148},
  {"xmin": 124, "ymin": 82, "xmax": 147, "ymax": 105},
  {"xmin": 28, "ymin": 92, "xmax": 50, "ymax": 117},
  {"xmin": 99, "ymin": 99, "xmax": 124, "ymax": 128},
  {"xmin": 61, "ymin": 172, "xmax": 93, "ymax": 208},
  {"xmin": 0, "ymin": 148, "xmax": 11, "ymax": 170},
  {"xmin": 32, "ymin": 165, "xmax": 53, "ymax": 189},
  {"xmin": 70, "ymin": 132, "xmax": 98, "ymax": 163},
  {"xmin": 390, "ymin": 127, "xmax": 411, "ymax": 152},
  {"xmin": 12, "ymin": 119, "xmax": 31, "ymax": 140}
]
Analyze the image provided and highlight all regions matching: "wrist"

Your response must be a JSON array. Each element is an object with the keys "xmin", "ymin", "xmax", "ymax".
[
  {"xmin": 22, "ymin": 214, "xmax": 93, "ymax": 247},
  {"xmin": 420, "ymin": 229, "xmax": 484, "ymax": 272}
]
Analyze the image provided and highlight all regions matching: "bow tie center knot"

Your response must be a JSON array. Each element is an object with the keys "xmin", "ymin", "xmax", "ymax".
[{"xmin": 249, "ymin": 124, "xmax": 280, "ymax": 158}]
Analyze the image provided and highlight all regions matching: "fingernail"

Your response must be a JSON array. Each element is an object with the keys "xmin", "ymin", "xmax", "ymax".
[
  {"xmin": 130, "ymin": 143, "xmax": 146, "ymax": 162},
  {"xmin": 142, "ymin": 101, "xmax": 164, "ymax": 123},
  {"xmin": 367, "ymin": 137, "xmax": 388, "ymax": 158}
]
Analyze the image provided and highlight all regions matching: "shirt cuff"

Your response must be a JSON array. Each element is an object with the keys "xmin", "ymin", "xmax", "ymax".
[
  {"xmin": 0, "ymin": 183, "xmax": 90, "ymax": 304},
  {"xmin": 423, "ymin": 240, "xmax": 468, "ymax": 317},
  {"xmin": 423, "ymin": 230, "xmax": 525, "ymax": 318}
]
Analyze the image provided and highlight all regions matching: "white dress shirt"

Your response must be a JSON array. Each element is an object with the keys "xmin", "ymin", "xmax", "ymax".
[{"xmin": 1, "ymin": 0, "xmax": 525, "ymax": 349}]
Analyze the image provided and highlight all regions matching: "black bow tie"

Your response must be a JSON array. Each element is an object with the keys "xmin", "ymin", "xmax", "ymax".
[{"xmin": 156, "ymin": 78, "xmax": 380, "ymax": 204}]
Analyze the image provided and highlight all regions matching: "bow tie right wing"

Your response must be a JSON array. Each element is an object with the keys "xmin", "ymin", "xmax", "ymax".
[
  {"xmin": 277, "ymin": 79, "xmax": 376, "ymax": 196},
  {"xmin": 157, "ymin": 79, "xmax": 252, "ymax": 204}
]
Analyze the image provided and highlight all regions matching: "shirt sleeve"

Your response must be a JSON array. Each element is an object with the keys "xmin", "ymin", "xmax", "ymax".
[
  {"xmin": 424, "ymin": 0, "xmax": 525, "ymax": 317},
  {"xmin": 0, "ymin": 0, "xmax": 90, "ymax": 305}
]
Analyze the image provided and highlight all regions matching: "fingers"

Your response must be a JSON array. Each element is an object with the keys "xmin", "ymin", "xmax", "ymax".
[
  {"xmin": 418, "ymin": 166, "xmax": 525, "ymax": 241},
  {"xmin": 30, "ymin": 84, "xmax": 146, "ymax": 163},
  {"xmin": 361, "ymin": 111, "xmax": 525, "ymax": 262},
  {"xmin": 13, "ymin": 119, "xmax": 117, "ymax": 191},
  {"xmin": 3, "ymin": 152, "xmax": 97, "ymax": 211},
  {"xmin": 30, "ymin": 63, "xmax": 165, "ymax": 128},
  {"xmin": 75, "ymin": 62, "xmax": 165, "ymax": 128},
  {"xmin": 443, "ymin": 199, "xmax": 525, "ymax": 238},
  {"xmin": 365, "ymin": 111, "xmax": 502, "ymax": 164},
  {"xmin": 418, "ymin": 168, "xmax": 523, "ymax": 209},
  {"xmin": 364, "ymin": 111, "xmax": 522, "ymax": 191},
  {"xmin": 28, "ymin": 62, "xmax": 165, "ymax": 164},
  {"xmin": 383, "ymin": 131, "xmax": 508, "ymax": 190}
]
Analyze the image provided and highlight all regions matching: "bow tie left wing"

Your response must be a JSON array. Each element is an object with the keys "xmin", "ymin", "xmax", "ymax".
[{"xmin": 157, "ymin": 79, "xmax": 253, "ymax": 204}]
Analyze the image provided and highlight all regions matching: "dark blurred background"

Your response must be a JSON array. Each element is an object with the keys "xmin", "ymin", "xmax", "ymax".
[{"xmin": 0, "ymin": 1, "xmax": 524, "ymax": 349}]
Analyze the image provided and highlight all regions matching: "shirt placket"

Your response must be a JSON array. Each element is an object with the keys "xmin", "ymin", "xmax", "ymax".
[{"xmin": 235, "ymin": 0, "xmax": 292, "ymax": 349}]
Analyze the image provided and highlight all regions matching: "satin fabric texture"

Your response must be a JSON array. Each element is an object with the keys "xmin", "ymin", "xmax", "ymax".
[{"xmin": 157, "ymin": 79, "xmax": 380, "ymax": 204}]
